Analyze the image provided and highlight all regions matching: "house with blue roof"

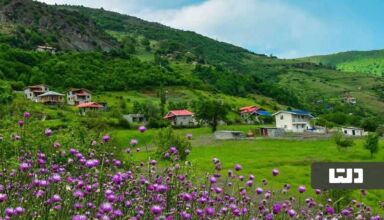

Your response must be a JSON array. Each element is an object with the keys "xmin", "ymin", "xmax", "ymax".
[
  {"xmin": 273, "ymin": 110, "xmax": 314, "ymax": 132},
  {"xmin": 239, "ymin": 105, "xmax": 271, "ymax": 124}
]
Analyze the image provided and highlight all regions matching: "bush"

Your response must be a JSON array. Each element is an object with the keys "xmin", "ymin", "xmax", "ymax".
[
  {"xmin": 333, "ymin": 132, "xmax": 354, "ymax": 150},
  {"xmin": 154, "ymin": 127, "xmax": 191, "ymax": 160},
  {"xmin": 147, "ymin": 118, "xmax": 170, "ymax": 129}
]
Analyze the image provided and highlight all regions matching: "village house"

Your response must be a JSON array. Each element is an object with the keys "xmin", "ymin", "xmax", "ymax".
[
  {"xmin": 36, "ymin": 45, "xmax": 57, "ymax": 54},
  {"xmin": 164, "ymin": 109, "xmax": 196, "ymax": 127},
  {"xmin": 24, "ymin": 85, "xmax": 50, "ymax": 102},
  {"xmin": 273, "ymin": 110, "xmax": 314, "ymax": 132},
  {"xmin": 341, "ymin": 127, "xmax": 367, "ymax": 136},
  {"xmin": 67, "ymin": 88, "xmax": 92, "ymax": 105},
  {"xmin": 37, "ymin": 91, "xmax": 65, "ymax": 105},
  {"xmin": 341, "ymin": 94, "xmax": 357, "ymax": 105},
  {"xmin": 123, "ymin": 114, "xmax": 146, "ymax": 123},
  {"xmin": 239, "ymin": 105, "xmax": 271, "ymax": 124},
  {"xmin": 77, "ymin": 102, "xmax": 104, "ymax": 115}
]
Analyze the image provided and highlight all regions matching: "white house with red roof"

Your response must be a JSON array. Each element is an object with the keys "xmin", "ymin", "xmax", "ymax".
[
  {"xmin": 164, "ymin": 109, "xmax": 196, "ymax": 127},
  {"xmin": 24, "ymin": 85, "xmax": 50, "ymax": 102},
  {"xmin": 67, "ymin": 88, "xmax": 92, "ymax": 105}
]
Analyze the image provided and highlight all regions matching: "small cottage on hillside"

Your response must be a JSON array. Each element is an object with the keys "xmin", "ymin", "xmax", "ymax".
[
  {"xmin": 341, "ymin": 94, "xmax": 357, "ymax": 105},
  {"xmin": 164, "ymin": 109, "xmax": 196, "ymax": 127},
  {"xmin": 273, "ymin": 110, "xmax": 314, "ymax": 132},
  {"xmin": 123, "ymin": 114, "xmax": 146, "ymax": 123},
  {"xmin": 341, "ymin": 127, "xmax": 367, "ymax": 136},
  {"xmin": 37, "ymin": 91, "xmax": 65, "ymax": 105},
  {"xmin": 67, "ymin": 88, "xmax": 92, "ymax": 105},
  {"xmin": 24, "ymin": 85, "xmax": 50, "ymax": 102},
  {"xmin": 77, "ymin": 102, "xmax": 104, "ymax": 115},
  {"xmin": 36, "ymin": 45, "xmax": 57, "ymax": 54}
]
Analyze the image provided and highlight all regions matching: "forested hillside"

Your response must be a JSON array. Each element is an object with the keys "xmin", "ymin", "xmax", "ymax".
[
  {"xmin": 0, "ymin": 0, "xmax": 383, "ymax": 120},
  {"xmin": 300, "ymin": 50, "xmax": 384, "ymax": 76}
]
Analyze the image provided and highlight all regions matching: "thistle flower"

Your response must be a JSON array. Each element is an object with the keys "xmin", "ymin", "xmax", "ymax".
[
  {"xmin": 209, "ymin": 176, "xmax": 217, "ymax": 184},
  {"xmin": 341, "ymin": 209, "xmax": 351, "ymax": 216},
  {"xmin": 138, "ymin": 126, "xmax": 146, "ymax": 133},
  {"xmin": 15, "ymin": 207, "xmax": 25, "ymax": 215},
  {"xmin": 272, "ymin": 169, "xmax": 279, "ymax": 176},
  {"xmin": 325, "ymin": 206, "xmax": 334, "ymax": 215},
  {"xmin": 186, "ymin": 133, "xmax": 192, "ymax": 140},
  {"xmin": 256, "ymin": 187, "xmax": 263, "ymax": 195},
  {"xmin": 53, "ymin": 142, "xmax": 61, "ymax": 148},
  {"xmin": 273, "ymin": 203, "xmax": 282, "ymax": 214},
  {"xmin": 18, "ymin": 120, "xmax": 24, "ymax": 127},
  {"xmin": 235, "ymin": 164, "xmax": 242, "ymax": 171},
  {"xmin": 19, "ymin": 162, "xmax": 30, "ymax": 171},
  {"xmin": 0, "ymin": 193, "xmax": 7, "ymax": 202},
  {"xmin": 99, "ymin": 202, "xmax": 113, "ymax": 213},
  {"xmin": 102, "ymin": 135, "xmax": 110, "ymax": 142},
  {"xmin": 130, "ymin": 139, "xmax": 138, "ymax": 146},
  {"xmin": 44, "ymin": 128, "xmax": 52, "ymax": 136},
  {"xmin": 298, "ymin": 186, "xmax": 306, "ymax": 193},
  {"xmin": 181, "ymin": 211, "xmax": 192, "ymax": 219},
  {"xmin": 288, "ymin": 209, "xmax": 296, "ymax": 217},
  {"xmin": 72, "ymin": 215, "xmax": 87, "ymax": 220},
  {"xmin": 23, "ymin": 112, "xmax": 30, "ymax": 118},
  {"xmin": 150, "ymin": 205, "xmax": 163, "ymax": 216},
  {"xmin": 5, "ymin": 208, "xmax": 15, "ymax": 217}
]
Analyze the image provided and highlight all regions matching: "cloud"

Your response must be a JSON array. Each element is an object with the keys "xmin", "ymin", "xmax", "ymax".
[
  {"xmin": 37, "ymin": 0, "xmax": 373, "ymax": 58},
  {"xmin": 131, "ymin": 0, "xmax": 330, "ymax": 58}
]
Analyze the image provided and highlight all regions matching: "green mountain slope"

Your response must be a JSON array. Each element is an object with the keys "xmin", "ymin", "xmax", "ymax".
[
  {"xmin": 299, "ymin": 50, "xmax": 384, "ymax": 76},
  {"xmin": 0, "ymin": 0, "xmax": 118, "ymax": 51},
  {"xmin": 0, "ymin": 0, "xmax": 383, "ymax": 121}
]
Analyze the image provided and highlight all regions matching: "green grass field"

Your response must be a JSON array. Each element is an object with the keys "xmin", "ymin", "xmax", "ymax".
[{"xmin": 111, "ymin": 125, "xmax": 384, "ymax": 209}]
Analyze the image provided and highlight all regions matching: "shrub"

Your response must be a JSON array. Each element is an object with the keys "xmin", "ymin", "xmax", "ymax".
[
  {"xmin": 154, "ymin": 127, "xmax": 191, "ymax": 160},
  {"xmin": 333, "ymin": 132, "xmax": 354, "ymax": 150}
]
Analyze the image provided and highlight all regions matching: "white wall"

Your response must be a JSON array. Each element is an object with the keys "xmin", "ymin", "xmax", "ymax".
[
  {"xmin": 275, "ymin": 112, "xmax": 312, "ymax": 132},
  {"xmin": 173, "ymin": 116, "xmax": 195, "ymax": 126},
  {"xmin": 342, "ymin": 128, "xmax": 365, "ymax": 136}
]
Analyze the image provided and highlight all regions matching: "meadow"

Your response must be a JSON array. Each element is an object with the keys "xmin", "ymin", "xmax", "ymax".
[{"xmin": 112, "ymin": 125, "xmax": 384, "ymax": 210}]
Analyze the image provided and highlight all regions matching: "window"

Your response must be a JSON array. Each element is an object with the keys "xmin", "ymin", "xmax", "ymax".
[{"xmin": 280, "ymin": 115, "xmax": 284, "ymax": 120}]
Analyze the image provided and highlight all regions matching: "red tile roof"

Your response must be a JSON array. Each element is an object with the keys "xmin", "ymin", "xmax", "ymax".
[
  {"xmin": 240, "ymin": 105, "xmax": 260, "ymax": 114},
  {"xmin": 77, "ymin": 102, "xmax": 103, "ymax": 108},
  {"xmin": 164, "ymin": 110, "xmax": 193, "ymax": 119}
]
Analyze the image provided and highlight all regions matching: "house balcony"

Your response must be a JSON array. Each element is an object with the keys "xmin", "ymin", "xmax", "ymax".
[{"xmin": 292, "ymin": 119, "xmax": 309, "ymax": 124}]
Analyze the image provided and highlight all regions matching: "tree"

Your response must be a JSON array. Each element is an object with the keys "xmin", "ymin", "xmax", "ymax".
[
  {"xmin": 158, "ymin": 85, "xmax": 167, "ymax": 117},
  {"xmin": 194, "ymin": 99, "xmax": 229, "ymax": 133},
  {"xmin": 364, "ymin": 133, "xmax": 379, "ymax": 159},
  {"xmin": 360, "ymin": 117, "xmax": 380, "ymax": 132}
]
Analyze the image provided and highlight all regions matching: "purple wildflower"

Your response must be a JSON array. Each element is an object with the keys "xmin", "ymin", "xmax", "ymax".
[{"xmin": 138, "ymin": 126, "xmax": 146, "ymax": 133}]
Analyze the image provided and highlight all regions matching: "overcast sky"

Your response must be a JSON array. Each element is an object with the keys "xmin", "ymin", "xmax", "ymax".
[{"xmin": 37, "ymin": 0, "xmax": 384, "ymax": 58}]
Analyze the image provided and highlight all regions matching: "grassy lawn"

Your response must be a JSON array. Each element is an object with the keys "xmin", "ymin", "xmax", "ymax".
[{"xmin": 112, "ymin": 125, "xmax": 384, "ymax": 210}]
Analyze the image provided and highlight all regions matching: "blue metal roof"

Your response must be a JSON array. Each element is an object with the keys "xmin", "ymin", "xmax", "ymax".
[
  {"xmin": 256, "ymin": 110, "xmax": 271, "ymax": 116},
  {"xmin": 287, "ymin": 110, "xmax": 312, "ymax": 116}
]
